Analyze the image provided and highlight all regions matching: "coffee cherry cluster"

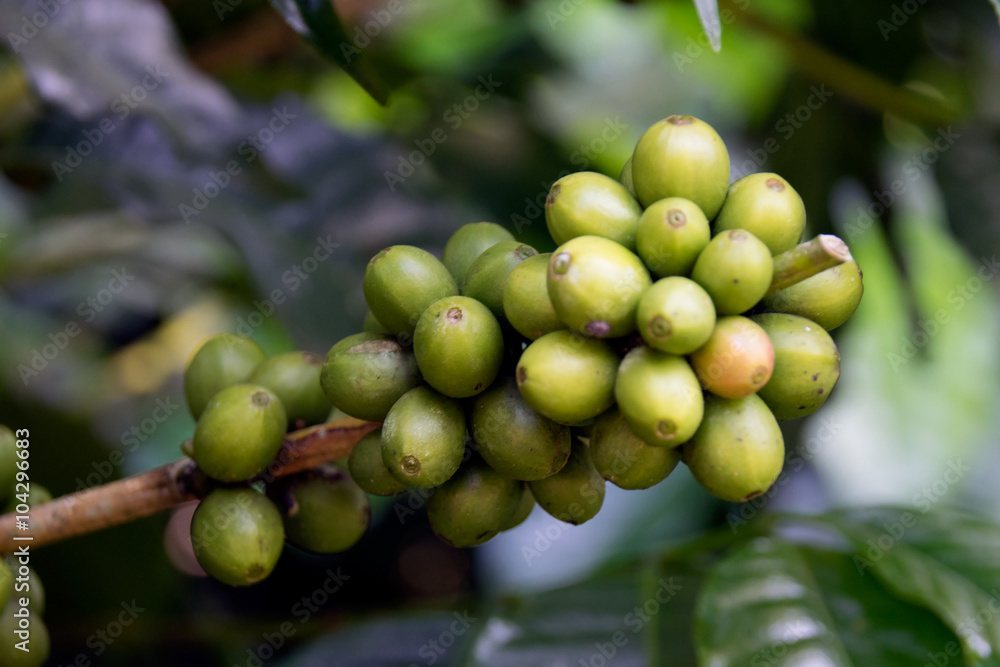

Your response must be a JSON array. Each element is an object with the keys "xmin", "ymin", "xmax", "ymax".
[
  {"xmin": 0, "ymin": 426, "xmax": 51, "ymax": 667},
  {"xmin": 182, "ymin": 338, "xmax": 370, "ymax": 587},
  {"xmin": 181, "ymin": 114, "xmax": 863, "ymax": 586}
]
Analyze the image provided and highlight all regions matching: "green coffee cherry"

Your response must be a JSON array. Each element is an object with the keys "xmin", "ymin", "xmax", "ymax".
[
  {"xmin": 620, "ymin": 156, "xmax": 636, "ymax": 198},
  {"xmin": 516, "ymin": 330, "xmax": 618, "ymax": 425},
  {"xmin": 691, "ymin": 230, "xmax": 773, "ymax": 315},
  {"xmin": 192, "ymin": 384, "xmax": 286, "ymax": 482},
  {"xmin": 752, "ymin": 313, "xmax": 841, "ymax": 420},
  {"xmin": 589, "ymin": 408, "xmax": 680, "ymax": 490},
  {"xmin": 0, "ymin": 560, "xmax": 11, "ymax": 610},
  {"xmin": 714, "ymin": 173, "xmax": 806, "ymax": 255},
  {"xmin": 348, "ymin": 429, "xmax": 407, "ymax": 496},
  {"xmin": 637, "ymin": 277, "xmax": 716, "ymax": 354},
  {"xmin": 501, "ymin": 485, "xmax": 535, "ymax": 530},
  {"xmin": 320, "ymin": 332, "xmax": 421, "ymax": 421},
  {"xmin": 764, "ymin": 259, "xmax": 863, "ymax": 331},
  {"xmin": 503, "ymin": 253, "xmax": 564, "ymax": 340},
  {"xmin": 614, "ymin": 347, "xmax": 704, "ymax": 447},
  {"xmin": 470, "ymin": 378, "xmax": 571, "ymax": 481},
  {"xmin": 362, "ymin": 310, "xmax": 389, "ymax": 334},
  {"xmin": 635, "ymin": 197, "xmax": 712, "ymax": 277},
  {"xmin": 547, "ymin": 235, "xmax": 651, "ymax": 338},
  {"xmin": 442, "ymin": 222, "xmax": 515, "ymax": 286},
  {"xmin": 463, "ymin": 241, "xmax": 537, "ymax": 319},
  {"xmin": 364, "ymin": 245, "xmax": 458, "ymax": 336},
  {"xmin": 545, "ymin": 172, "xmax": 642, "ymax": 250},
  {"xmin": 0, "ymin": 605, "xmax": 48, "ymax": 667},
  {"xmin": 414, "ymin": 296, "xmax": 503, "ymax": 398},
  {"xmin": 283, "ymin": 466, "xmax": 370, "ymax": 554},
  {"xmin": 631, "ymin": 114, "xmax": 730, "ymax": 217},
  {"xmin": 528, "ymin": 440, "xmax": 605, "ymax": 525},
  {"xmin": 689, "ymin": 316, "xmax": 774, "ymax": 399},
  {"xmin": 0, "ymin": 426, "xmax": 16, "ymax": 503},
  {"xmin": 683, "ymin": 394, "xmax": 784, "ymax": 502},
  {"xmin": 191, "ymin": 487, "xmax": 284, "ymax": 586},
  {"xmin": 381, "ymin": 387, "xmax": 466, "ymax": 488},
  {"xmin": 249, "ymin": 351, "xmax": 330, "ymax": 426},
  {"xmin": 427, "ymin": 458, "xmax": 522, "ymax": 547},
  {"xmin": 184, "ymin": 334, "xmax": 267, "ymax": 420}
]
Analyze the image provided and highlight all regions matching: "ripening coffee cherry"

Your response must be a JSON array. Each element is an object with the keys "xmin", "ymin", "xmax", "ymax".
[
  {"xmin": 470, "ymin": 377, "xmax": 571, "ymax": 481},
  {"xmin": 348, "ymin": 429, "xmax": 407, "ymax": 496},
  {"xmin": 528, "ymin": 440, "xmax": 605, "ymax": 525},
  {"xmin": 545, "ymin": 172, "xmax": 642, "ymax": 250},
  {"xmin": 249, "ymin": 351, "xmax": 330, "ymax": 426},
  {"xmin": 689, "ymin": 316, "xmax": 774, "ymax": 399},
  {"xmin": 691, "ymin": 230, "xmax": 774, "ymax": 315},
  {"xmin": 589, "ymin": 408, "xmax": 680, "ymax": 490},
  {"xmin": 463, "ymin": 241, "xmax": 538, "ymax": 320},
  {"xmin": 619, "ymin": 156, "xmax": 636, "ymax": 198},
  {"xmin": 501, "ymin": 485, "xmax": 535, "ymax": 530},
  {"xmin": 614, "ymin": 347, "xmax": 704, "ymax": 447},
  {"xmin": 752, "ymin": 313, "xmax": 841, "ymax": 420},
  {"xmin": 0, "ymin": 605, "xmax": 49, "ymax": 667},
  {"xmin": 427, "ymin": 458, "xmax": 523, "ymax": 547},
  {"xmin": 320, "ymin": 332, "xmax": 421, "ymax": 421},
  {"xmin": 635, "ymin": 197, "xmax": 712, "ymax": 278},
  {"xmin": 683, "ymin": 394, "xmax": 784, "ymax": 503},
  {"xmin": 636, "ymin": 277, "xmax": 716, "ymax": 355},
  {"xmin": 631, "ymin": 114, "xmax": 730, "ymax": 217},
  {"xmin": 516, "ymin": 330, "xmax": 618, "ymax": 425},
  {"xmin": 503, "ymin": 253, "xmax": 564, "ymax": 340},
  {"xmin": 191, "ymin": 487, "xmax": 284, "ymax": 586},
  {"xmin": 764, "ymin": 259, "xmax": 863, "ymax": 331},
  {"xmin": 364, "ymin": 245, "xmax": 458, "ymax": 336},
  {"xmin": 192, "ymin": 384, "xmax": 286, "ymax": 482},
  {"xmin": 547, "ymin": 235, "xmax": 651, "ymax": 338},
  {"xmin": 714, "ymin": 173, "xmax": 806, "ymax": 255},
  {"xmin": 184, "ymin": 334, "xmax": 267, "ymax": 420},
  {"xmin": 442, "ymin": 222, "xmax": 516, "ymax": 286},
  {"xmin": 414, "ymin": 296, "xmax": 503, "ymax": 398},
  {"xmin": 283, "ymin": 466, "xmax": 370, "ymax": 554},
  {"xmin": 0, "ymin": 426, "xmax": 16, "ymax": 503},
  {"xmin": 381, "ymin": 387, "xmax": 466, "ymax": 488}
]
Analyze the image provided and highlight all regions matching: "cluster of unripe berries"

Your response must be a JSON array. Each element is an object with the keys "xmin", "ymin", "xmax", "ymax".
[
  {"xmin": 181, "ymin": 114, "xmax": 863, "ymax": 587},
  {"xmin": 0, "ymin": 426, "xmax": 50, "ymax": 667}
]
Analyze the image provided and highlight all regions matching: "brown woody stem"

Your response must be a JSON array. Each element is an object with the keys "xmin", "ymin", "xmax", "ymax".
[
  {"xmin": 767, "ymin": 234, "xmax": 852, "ymax": 296},
  {"xmin": 0, "ymin": 417, "xmax": 379, "ymax": 554}
]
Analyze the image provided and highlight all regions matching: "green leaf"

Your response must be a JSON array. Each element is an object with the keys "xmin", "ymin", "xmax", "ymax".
[
  {"xmin": 269, "ymin": 0, "xmax": 388, "ymax": 104},
  {"xmin": 692, "ymin": 0, "xmax": 722, "ymax": 51},
  {"xmin": 695, "ymin": 537, "xmax": 853, "ymax": 666},
  {"xmin": 830, "ymin": 512, "xmax": 1000, "ymax": 666}
]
